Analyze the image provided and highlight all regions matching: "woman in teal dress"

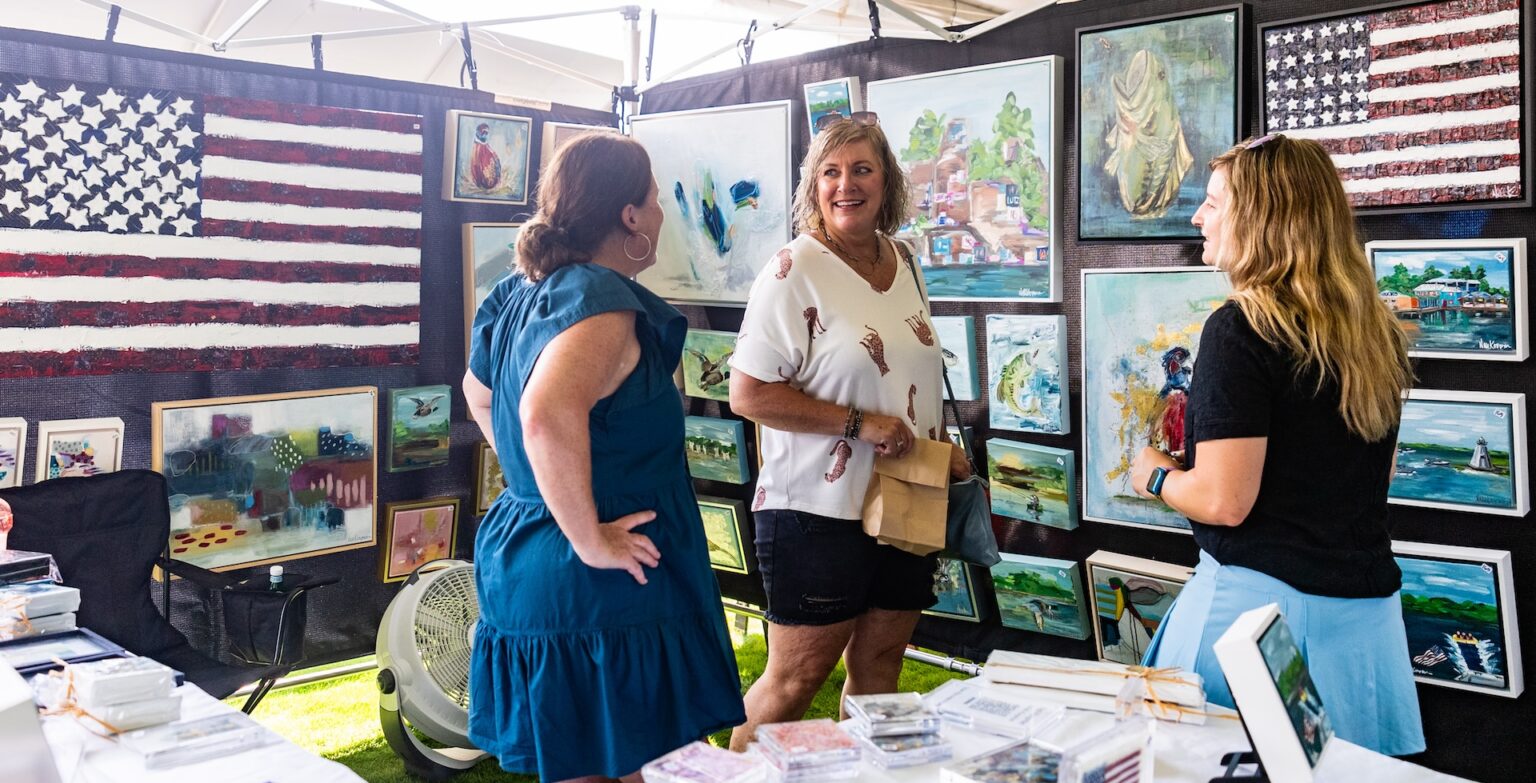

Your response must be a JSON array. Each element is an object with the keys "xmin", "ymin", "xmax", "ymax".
[{"xmin": 462, "ymin": 133, "xmax": 745, "ymax": 781}]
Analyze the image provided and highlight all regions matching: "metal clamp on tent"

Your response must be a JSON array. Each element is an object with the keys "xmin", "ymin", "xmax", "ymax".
[{"xmin": 458, "ymin": 22, "xmax": 478, "ymax": 91}]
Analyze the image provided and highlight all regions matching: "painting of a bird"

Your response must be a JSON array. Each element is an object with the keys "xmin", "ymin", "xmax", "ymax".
[
  {"xmin": 686, "ymin": 349, "xmax": 733, "ymax": 390},
  {"xmin": 408, "ymin": 394, "xmax": 446, "ymax": 419}
]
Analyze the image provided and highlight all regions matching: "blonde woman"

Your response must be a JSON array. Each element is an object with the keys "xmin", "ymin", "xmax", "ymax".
[{"xmin": 1130, "ymin": 135, "xmax": 1423, "ymax": 755}]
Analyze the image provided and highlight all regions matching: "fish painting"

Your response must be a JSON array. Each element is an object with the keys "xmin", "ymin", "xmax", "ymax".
[
  {"xmin": 987, "ymin": 315, "xmax": 1068, "ymax": 434},
  {"xmin": 1104, "ymin": 48, "xmax": 1194, "ymax": 220}
]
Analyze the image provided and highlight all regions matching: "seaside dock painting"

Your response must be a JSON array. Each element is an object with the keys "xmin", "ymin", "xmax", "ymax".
[
  {"xmin": 1390, "ymin": 390, "xmax": 1528, "ymax": 517},
  {"xmin": 1368, "ymin": 239, "xmax": 1527, "ymax": 361}
]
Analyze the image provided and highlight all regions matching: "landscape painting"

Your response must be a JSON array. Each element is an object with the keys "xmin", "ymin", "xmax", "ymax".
[
  {"xmin": 682, "ymin": 329, "xmax": 738, "ymax": 402},
  {"xmin": 932, "ymin": 316, "xmax": 980, "ymax": 401},
  {"xmin": 463, "ymin": 223, "xmax": 522, "ymax": 355},
  {"xmin": 381, "ymin": 498, "xmax": 459, "ymax": 583},
  {"xmin": 152, "ymin": 388, "xmax": 377, "ymax": 572},
  {"xmin": 1078, "ymin": 7, "xmax": 1243, "ymax": 240},
  {"xmin": 986, "ymin": 315, "xmax": 1068, "ymax": 434},
  {"xmin": 867, "ymin": 56, "xmax": 1062, "ymax": 301},
  {"xmin": 803, "ymin": 76, "xmax": 861, "ymax": 134},
  {"xmin": 1257, "ymin": 615, "xmax": 1333, "ymax": 766},
  {"xmin": 34, "ymin": 417, "xmax": 125, "ymax": 483},
  {"xmin": 1367, "ymin": 239, "xmax": 1527, "ymax": 361},
  {"xmin": 475, "ymin": 441, "xmax": 506, "ymax": 515},
  {"xmin": 0, "ymin": 418, "xmax": 26, "ymax": 489},
  {"xmin": 698, "ymin": 496, "xmax": 752, "ymax": 574},
  {"xmin": 387, "ymin": 385, "xmax": 450, "ymax": 472},
  {"xmin": 1082, "ymin": 267, "xmax": 1231, "ymax": 531},
  {"xmin": 1393, "ymin": 541, "xmax": 1523, "ymax": 698},
  {"xmin": 925, "ymin": 558, "xmax": 985, "ymax": 622},
  {"xmin": 1390, "ymin": 390, "xmax": 1528, "ymax": 516},
  {"xmin": 684, "ymin": 416, "xmax": 750, "ymax": 484},
  {"xmin": 986, "ymin": 438, "xmax": 1076, "ymax": 530},
  {"xmin": 444, "ymin": 110, "xmax": 531, "ymax": 204},
  {"xmin": 990, "ymin": 553, "xmax": 1090, "ymax": 639},
  {"xmin": 1087, "ymin": 551, "xmax": 1194, "ymax": 666},
  {"xmin": 630, "ymin": 102, "xmax": 792, "ymax": 304}
]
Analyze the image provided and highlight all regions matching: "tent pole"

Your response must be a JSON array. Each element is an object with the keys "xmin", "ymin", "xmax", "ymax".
[
  {"xmin": 872, "ymin": 0, "xmax": 961, "ymax": 42},
  {"xmin": 211, "ymin": 0, "xmax": 273, "ymax": 52},
  {"xmin": 622, "ymin": 5, "xmax": 641, "ymax": 120},
  {"xmin": 953, "ymin": 1, "xmax": 1059, "ymax": 42}
]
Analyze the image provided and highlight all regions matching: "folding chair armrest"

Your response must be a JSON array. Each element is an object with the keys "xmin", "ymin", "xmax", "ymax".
[{"xmin": 158, "ymin": 556, "xmax": 239, "ymax": 590}]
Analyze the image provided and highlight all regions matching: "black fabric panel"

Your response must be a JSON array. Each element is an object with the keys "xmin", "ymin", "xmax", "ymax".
[
  {"xmin": 0, "ymin": 27, "xmax": 614, "ymax": 672},
  {"xmin": 645, "ymin": 3, "xmax": 1534, "ymax": 780}
]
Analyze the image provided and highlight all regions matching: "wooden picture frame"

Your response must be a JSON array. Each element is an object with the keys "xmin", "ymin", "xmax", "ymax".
[
  {"xmin": 443, "ymin": 109, "xmax": 532, "ymax": 205},
  {"xmin": 1390, "ymin": 389, "xmax": 1528, "ymax": 516},
  {"xmin": 539, "ymin": 121, "xmax": 618, "ymax": 173},
  {"xmin": 1366, "ymin": 237, "xmax": 1528, "ymax": 361},
  {"xmin": 462, "ymin": 222, "xmax": 523, "ymax": 360},
  {"xmin": 698, "ymin": 495, "xmax": 753, "ymax": 575},
  {"xmin": 380, "ymin": 497, "xmax": 460, "ymax": 583},
  {"xmin": 0, "ymin": 417, "xmax": 26, "ymax": 489},
  {"xmin": 474, "ymin": 441, "xmax": 506, "ymax": 516},
  {"xmin": 1392, "ymin": 540, "xmax": 1523, "ymax": 698},
  {"xmin": 1086, "ymin": 550, "xmax": 1195, "ymax": 666},
  {"xmin": 33, "ymin": 417, "xmax": 124, "ymax": 483}
]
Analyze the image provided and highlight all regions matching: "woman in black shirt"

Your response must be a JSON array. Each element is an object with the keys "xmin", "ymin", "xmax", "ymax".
[{"xmin": 1130, "ymin": 134, "xmax": 1424, "ymax": 756}]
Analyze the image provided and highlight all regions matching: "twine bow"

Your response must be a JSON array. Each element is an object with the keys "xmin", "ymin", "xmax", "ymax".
[
  {"xmin": 0, "ymin": 593, "xmax": 33, "ymax": 640},
  {"xmin": 37, "ymin": 659, "xmax": 128, "ymax": 736},
  {"xmin": 987, "ymin": 659, "xmax": 1240, "ymax": 722}
]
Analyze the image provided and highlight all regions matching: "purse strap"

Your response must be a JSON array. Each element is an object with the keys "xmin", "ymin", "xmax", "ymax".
[{"xmin": 895, "ymin": 239, "xmax": 979, "ymax": 473}]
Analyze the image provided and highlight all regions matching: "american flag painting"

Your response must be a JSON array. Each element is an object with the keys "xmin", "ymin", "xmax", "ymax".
[
  {"xmin": 1082, "ymin": 747, "xmax": 1142, "ymax": 783},
  {"xmin": 1261, "ymin": 0, "xmax": 1526, "ymax": 210},
  {"xmin": 0, "ymin": 76, "xmax": 423, "ymax": 377}
]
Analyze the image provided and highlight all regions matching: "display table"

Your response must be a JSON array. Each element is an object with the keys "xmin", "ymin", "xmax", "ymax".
[{"xmin": 41, "ymin": 681, "xmax": 364, "ymax": 783}]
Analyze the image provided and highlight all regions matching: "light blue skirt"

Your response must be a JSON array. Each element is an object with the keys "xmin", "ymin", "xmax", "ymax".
[{"xmin": 1146, "ymin": 551, "xmax": 1426, "ymax": 756}]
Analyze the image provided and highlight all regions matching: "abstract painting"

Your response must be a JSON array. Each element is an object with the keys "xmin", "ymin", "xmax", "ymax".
[
  {"xmin": 630, "ymin": 101, "xmax": 792, "ymax": 304},
  {"xmin": 34, "ymin": 417, "xmax": 124, "ymax": 483},
  {"xmin": 1390, "ymin": 390, "xmax": 1528, "ymax": 516},
  {"xmin": 475, "ymin": 441, "xmax": 506, "ymax": 516},
  {"xmin": 925, "ymin": 557, "xmax": 986, "ymax": 622},
  {"xmin": 1367, "ymin": 238, "xmax": 1527, "ymax": 361},
  {"xmin": 1078, "ymin": 6, "xmax": 1244, "ymax": 240},
  {"xmin": 381, "ymin": 498, "xmax": 459, "ymax": 583},
  {"xmin": 932, "ymin": 316, "xmax": 980, "ymax": 401},
  {"xmin": 1082, "ymin": 267, "xmax": 1231, "ymax": 531},
  {"xmin": 684, "ymin": 416, "xmax": 750, "ymax": 484},
  {"xmin": 1393, "ymin": 540, "xmax": 1523, "ymax": 697},
  {"xmin": 986, "ymin": 438, "xmax": 1077, "ymax": 530},
  {"xmin": 0, "ymin": 79, "xmax": 423, "ymax": 377},
  {"xmin": 986, "ymin": 315, "xmax": 1068, "ymax": 434},
  {"xmin": 462, "ymin": 222, "xmax": 522, "ymax": 355},
  {"xmin": 539, "ymin": 121, "xmax": 617, "ymax": 172},
  {"xmin": 867, "ymin": 56, "xmax": 1063, "ymax": 301},
  {"xmin": 443, "ymin": 109, "xmax": 531, "ymax": 204},
  {"xmin": 0, "ymin": 418, "xmax": 25, "ymax": 489},
  {"xmin": 698, "ymin": 495, "xmax": 752, "ymax": 574},
  {"xmin": 1260, "ymin": 0, "xmax": 1527, "ymax": 212},
  {"xmin": 1087, "ymin": 550, "xmax": 1195, "ymax": 666},
  {"xmin": 151, "ymin": 388, "xmax": 376, "ymax": 572},
  {"xmin": 803, "ymin": 76, "xmax": 862, "ymax": 134},
  {"xmin": 387, "ymin": 385, "xmax": 450, "ymax": 472},
  {"xmin": 990, "ymin": 553, "xmax": 1090, "ymax": 639},
  {"xmin": 682, "ymin": 329, "xmax": 738, "ymax": 402}
]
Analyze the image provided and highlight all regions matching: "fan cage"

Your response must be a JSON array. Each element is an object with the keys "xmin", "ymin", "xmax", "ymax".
[{"xmin": 412, "ymin": 567, "xmax": 479, "ymax": 710}]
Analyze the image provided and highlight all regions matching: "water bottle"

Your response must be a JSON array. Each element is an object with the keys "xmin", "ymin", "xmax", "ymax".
[{"xmin": 268, "ymin": 565, "xmax": 284, "ymax": 592}]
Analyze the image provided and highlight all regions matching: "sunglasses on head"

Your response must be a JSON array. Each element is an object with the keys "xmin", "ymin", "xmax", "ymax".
[
  {"xmin": 814, "ymin": 111, "xmax": 880, "ymax": 132},
  {"xmin": 1245, "ymin": 133, "xmax": 1283, "ymax": 150}
]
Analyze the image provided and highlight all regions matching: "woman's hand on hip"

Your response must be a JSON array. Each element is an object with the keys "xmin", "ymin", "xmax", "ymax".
[
  {"xmin": 571, "ymin": 510, "xmax": 661, "ymax": 584},
  {"xmin": 859, "ymin": 414, "xmax": 916, "ymax": 457}
]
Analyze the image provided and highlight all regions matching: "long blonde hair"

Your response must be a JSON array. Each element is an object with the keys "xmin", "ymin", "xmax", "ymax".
[
  {"xmin": 791, "ymin": 120, "xmax": 910, "ymax": 235},
  {"xmin": 1210, "ymin": 135, "xmax": 1412, "ymax": 441}
]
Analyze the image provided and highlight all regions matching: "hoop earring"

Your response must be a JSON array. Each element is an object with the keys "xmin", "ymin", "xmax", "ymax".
[{"xmin": 623, "ymin": 233, "xmax": 652, "ymax": 262}]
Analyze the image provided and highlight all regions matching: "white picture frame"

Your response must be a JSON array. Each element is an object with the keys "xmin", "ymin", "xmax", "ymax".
[
  {"xmin": 0, "ymin": 418, "xmax": 26, "ymax": 489},
  {"xmin": 1365, "ymin": 238, "xmax": 1528, "ymax": 362},
  {"xmin": 33, "ymin": 417, "xmax": 125, "ymax": 483},
  {"xmin": 1392, "ymin": 540, "xmax": 1523, "ymax": 698},
  {"xmin": 803, "ymin": 76, "xmax": 863, "ymax": 134},
  {"xmin": 1389, "ymin": 389, "xmax": 1528, "ymax": 517}
]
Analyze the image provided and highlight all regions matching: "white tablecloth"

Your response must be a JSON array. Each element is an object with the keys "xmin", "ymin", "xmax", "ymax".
[{"xmin": 42, "ymin": 682, "xmax": 364, "ymax": 783}]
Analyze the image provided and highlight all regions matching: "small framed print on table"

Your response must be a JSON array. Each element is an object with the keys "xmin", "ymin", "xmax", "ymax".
[
  {"xmin": 0, "ymin": 417, "xmax": 26, "ymax": 489},
  {"xmin": 443, "ymin": 109, "xmax": 532, "ymax": 205},
  {"xmin": 34, "ymin": 417, "xmax": 124, "ymax": 483},
  {"xmin": 381, "ymin": 498, "xmax": 460, "ymax": 583}
]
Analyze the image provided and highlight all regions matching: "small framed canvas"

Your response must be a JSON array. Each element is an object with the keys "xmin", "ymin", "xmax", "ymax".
[
  {"xmin": 986, "ymin": 438, "xmax": 1077, "ymax": 530},
  {"xmin": 1214, "ymin": 604, "xmax": 1336, "ymax": 781},
  {"xmin": 682, "ymin": 329, "xmax": 738, "ymax": 402},
  {"xmin": 443, "ymin": 109, "xmax": 532, "ymax": 205},
  {"xmin": 0, "ymin": 418, "xmax": 25, "ymax": 489},
  {"xmin": 462, "ymin": 222, "xmax": 523, "ymax": 357},
  {"xmin": 1367, "ymin": 238, "xmax": 1527, "ymax": 361},
  {"xmin": 1393, "ymin": 540, "xmax": 1522, "ymax": 698},
  {"xmin": 34, "ymin": 417, "xmax": 124, "ymax": 483},
  {"xmin": 684, "ymin": 416, "xmax": 750, "ymax": 484},
  {"xmin": 474, "ymin": 441, "xmax": 506, "ymax": 516},
  {"xmin": 387, "ymin": 386, "xmax": 450, "ymax": 472},
  {"xmin": 381, "ymin": 498, "xmax": 460, "ymax": 583},
  {"xmin": 0, "ymin": 628, "xmax": 125, "ymax": 678},
  {"xmin": 1390, "ymin": 390, "xmax": 1528, "ymax": 516},
  {"xmin": 986, "ymin": 315, "xmax": 1069, "ymax": 434},
  {"xmin": 925, "ymin": 557, "xmax": 987, "ymax": 623},
  {"xmin": 540, "ymin": 121, "xmax": 618, "ymax": 172},
  {"xmin": 1086, "ymin": 550, "xmax": 1194, "ymax": 666},
  {"xmin": 698, "ymin": 495, "xmax": 752, "ymax": 574},
  {"xmin": 932, "ymin": 316, "xmax": 980, "ymax": 401},
  {"xmin": 990, "ymin": 553, "xmax": 1090, "ymax": 639},
  {"xmin": 803, "ymin": 76, "xmax": 863, "ymax": 135}
]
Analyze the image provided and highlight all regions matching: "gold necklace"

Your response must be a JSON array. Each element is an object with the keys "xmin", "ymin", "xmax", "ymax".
[{"xmin": 821, "ymin": 228, "xmax": 881, "ymax": 269}]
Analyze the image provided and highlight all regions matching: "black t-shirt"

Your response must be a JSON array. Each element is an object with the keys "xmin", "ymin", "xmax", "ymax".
[{"xmin": 1186, "ymin": 303, "xmax": 1401, "ymax": 598}]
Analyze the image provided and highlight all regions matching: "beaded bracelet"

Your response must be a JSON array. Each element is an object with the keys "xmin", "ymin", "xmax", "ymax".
[{"xmin": 843, "ymin": 407, "xmax": 863, "ymax": 440}]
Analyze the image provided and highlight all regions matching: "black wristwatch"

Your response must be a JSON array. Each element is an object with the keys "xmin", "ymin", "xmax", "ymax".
[{"xmin": 1147, "ymin": 466, "xmax": 1172, "ymax": 498}]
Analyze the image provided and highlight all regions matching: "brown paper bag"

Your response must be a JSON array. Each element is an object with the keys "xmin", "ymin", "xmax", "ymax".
[{"xmin": 862, "ymin": 438, "xmax": 950, "ymax": 555}]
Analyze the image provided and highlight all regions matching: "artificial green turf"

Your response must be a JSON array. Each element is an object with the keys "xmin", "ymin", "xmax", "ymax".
[{"xmin": 234, "ymin": 633, "xmax": 967, "ymax": 782}]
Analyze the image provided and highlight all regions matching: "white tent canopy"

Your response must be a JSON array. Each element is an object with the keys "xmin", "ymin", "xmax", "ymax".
[{"xmin": 5, "ymin": 1, "xmax": 1075, "ymax": 111}]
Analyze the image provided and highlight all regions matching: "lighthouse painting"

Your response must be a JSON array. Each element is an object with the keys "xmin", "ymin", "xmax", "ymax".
[
  {"xmin": 1389, "ymin": 390, "xmax": 1529, "ymax": 517},
  {"xmin": 444, "ymin": 110, "xmax": 531, "ymax": 205}
]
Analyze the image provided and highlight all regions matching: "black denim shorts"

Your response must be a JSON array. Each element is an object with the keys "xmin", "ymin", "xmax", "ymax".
[{"xmin": 754, "ymin": 508, "xmax": 938, "ymax": 626}]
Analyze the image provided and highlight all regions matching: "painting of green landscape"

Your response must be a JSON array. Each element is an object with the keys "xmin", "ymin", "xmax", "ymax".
[
  {"xmin": 987, "ymin": 438, "xmax": 1076, "ymax": 530},
  {"xmin": 990, "ymin": 553, "xmax": 1089, "ymax": 639},
  {"xmin": 685, "ymin": 416, "xmax": 750, "ymax": 484},
  {"xmin": 387, "ymin": 385, "xmax": 450, "ymax": 472}
]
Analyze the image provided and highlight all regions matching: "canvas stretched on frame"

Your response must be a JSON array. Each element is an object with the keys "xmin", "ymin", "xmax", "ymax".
[
  {"xmin": 443, "ymin": 109, "xmax": 532, "ymax": 205},
  {"xmin": 1080, "ymin": 267, "xmax": 1231, "ymax": 532},
  {"xmin": 1086, "ymin": 550, "xmax": 1195, "ymax": 666},
  {"xmin": 803, "ymin": 76, "xmax": 863, "ymax": 135},
  {"xmin": 684, "ymin": 416, "xmax": 751, "ymax": 484},
  {"xmin": 1389, "ymin": 389, "xmax": 1528, "ymax": 516},
  {"xmin": 867, "ymin": 55, "xmax": 1064, "ymax": 301},
  {"xmin": 33, "ymin": 417, "xmax": 124, "ymax": 483},
  {"xmin": 380, "ymin": 497, "xmax": 460, "ymax": 583},
  {"xmin": 924, "ymin": 557, "xmax": 987, "ymax": 622},
  {"xmin": 386, "ymin": 385, "xmax": 450, "ymax": 472},
  {"xmin": 540, "ymin": 121, "xmax": 617, "ymax": 173},
  {"xmin": 462, "ymin": 222, "xmax": 522, "ymax": 359},
  {"xmin": 682, "ymin": 329, "xmax": 738, "ymax": 402},
  {"xmin": 1365, "ymin": 238, "xmax": 1528, "ymax": 361},
  {"xmin": 986, "ymin": 314, "xmax": 1069, "ymax": 434},
  {"xmin": 475, "ymin": 441, "xmax": 506, "ymax": 516},
  {"xmin": 151, "ymin": 387, "xmax": 376, "ymax": 573},
  {"xmin": 986, "ymin": 438, "xmax": 1078, "ymax": 530},
  {"xmin": 1077, "ymin": 5, "xmax": 1246, "ymax": 241},
  {"xmin": 1392, "ymin": 540, "xmax": 1523, "ymax": 698},
  {"xmin": 698, "ymin": 495, "xmax": 753, "ymax": 575},
  {"xmin": 630, "ymin": 101, "xmax": 793, "ymax": 305},
  {"xmin": 932, "ymin": 316, "xmax": 980, "ymax": 401},
  {"xmin": 990, "ymin": 553, "xmax": 1090, "ymax": 639},
  {"xmin": 0, "ymin": 418, "xmax": 26, "ymax": 489}
]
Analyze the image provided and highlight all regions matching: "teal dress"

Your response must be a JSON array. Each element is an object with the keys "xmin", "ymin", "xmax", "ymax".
[{"xmin": 466, "ymin": 263, "xmax": 746, "ymax": 780}]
